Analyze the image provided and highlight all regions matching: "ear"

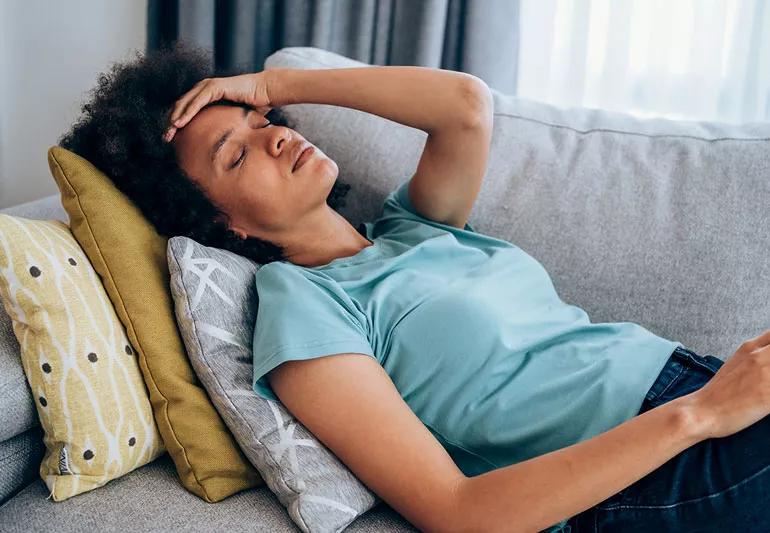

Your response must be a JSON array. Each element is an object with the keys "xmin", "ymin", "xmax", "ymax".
[
  {"xmin": 229, "ymin": 224, "xmax": 249, "ymax": 240},
  {"xmin": 214, "ymin": 214, "xmax": 246, "ymax": 239}
]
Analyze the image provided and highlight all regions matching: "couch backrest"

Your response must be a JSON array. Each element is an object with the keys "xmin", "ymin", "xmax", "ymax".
[{"xmin": 266, "ymin": 46, "xmax": 770, "ymax": 359}]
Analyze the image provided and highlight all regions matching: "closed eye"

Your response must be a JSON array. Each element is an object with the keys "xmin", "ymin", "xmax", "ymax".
[
  {"xmin": 231, "ymin": 148, "xmax": 246, "ymax": 169},
  {"xmin": 230, "ymin": 121, "xmax": 271, "ymax": 169}
]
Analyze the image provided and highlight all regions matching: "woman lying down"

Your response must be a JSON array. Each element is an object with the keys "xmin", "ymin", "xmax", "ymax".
[{"xmin": 60, "ymin": 41, "xmax": 770, "ymax": 532}]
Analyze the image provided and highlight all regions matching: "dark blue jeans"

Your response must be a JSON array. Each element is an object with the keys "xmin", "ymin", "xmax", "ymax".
[{"xmin": 566, "ymin": 345, "xmax": 770, "ymax": 532}]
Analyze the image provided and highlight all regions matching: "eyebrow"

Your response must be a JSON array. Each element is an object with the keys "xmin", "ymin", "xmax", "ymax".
[{"xmin": 210, "ymin": 106, "xmax": 250, "ymax": 164}]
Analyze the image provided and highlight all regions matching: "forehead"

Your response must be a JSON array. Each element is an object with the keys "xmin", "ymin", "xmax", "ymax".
[
  {"xmin": 173, "ymin": 103, "xmax": 244, "ymax": 165},
  {"xmin": 178, "ymin": 103, "xmax": 242, "ymax": 142}
]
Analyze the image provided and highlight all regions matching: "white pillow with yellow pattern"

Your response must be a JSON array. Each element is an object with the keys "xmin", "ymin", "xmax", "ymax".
[{"xmin": 0, "ymin": 214, "xmax": 165, "ymax": 501}]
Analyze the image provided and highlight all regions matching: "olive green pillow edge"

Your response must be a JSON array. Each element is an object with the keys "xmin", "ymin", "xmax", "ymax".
[{"xmin": 46, "ymin": 145, "xmax": 264, "ymax": 502}]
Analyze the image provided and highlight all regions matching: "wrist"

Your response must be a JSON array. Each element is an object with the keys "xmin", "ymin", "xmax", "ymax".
[
  {"xmin": 669, "ymin": 394, "xmax": 713, "ymax": 443},
  {"xmin": 264, "ymin": 67, "xmax": 292, "ymax": 107}
]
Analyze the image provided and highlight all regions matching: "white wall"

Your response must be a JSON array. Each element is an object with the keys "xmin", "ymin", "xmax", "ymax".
[{"xmin": 0, "ymin": 0, "xmax": 147, "ymax": 209}]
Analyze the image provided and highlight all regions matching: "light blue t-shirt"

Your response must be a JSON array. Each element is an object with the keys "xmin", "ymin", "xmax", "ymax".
[{"xmin": 252, "ymin": 177, "xmax": 683, "ymax": 478}]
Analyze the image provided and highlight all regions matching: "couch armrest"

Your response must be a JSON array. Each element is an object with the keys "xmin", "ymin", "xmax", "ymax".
[
  {"xmin": 0, "ymin": 427, "xmax": 45, "ymax": 506},
  {"xmin": 0, "ymin": 193, "xmax": 68, "ymax": 223}
]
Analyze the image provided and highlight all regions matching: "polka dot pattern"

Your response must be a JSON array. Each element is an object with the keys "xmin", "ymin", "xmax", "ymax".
[{"xmin": 0, "ymin": 215, "xmax": 165, "ymax": 501}]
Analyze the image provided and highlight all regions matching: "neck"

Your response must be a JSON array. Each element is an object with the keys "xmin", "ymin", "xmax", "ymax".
[{"xmin": 283, "ymin": 213, "xmax": 374, "ymax": 268}]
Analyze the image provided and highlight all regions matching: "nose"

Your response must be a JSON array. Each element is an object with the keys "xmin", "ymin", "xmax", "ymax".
[{"xmin": 268, "ymin": 126, "xmax": 292, "ymax": 160}]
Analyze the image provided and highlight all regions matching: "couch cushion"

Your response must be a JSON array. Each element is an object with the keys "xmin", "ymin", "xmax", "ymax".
[
  {"xmin": 0, "ymin": 453, "xmax": 417, "ymax": 533},
  {"xmin": 267, "ymin": 46, "xmax": 770, "ymax": 360},
  {"xmin": 0, "ymin": 215, "xmax": 165, "ymax": 501},
  {"xmin": 471, "ymin": 97, "xmax": 770, "ymax": 360},
  {"xmin": 45, "ymin": 147, "xmax": 265, "ymax": 502},
  {"xmin": 167, "ymin": 236, "xmax": 380, "ymax": 533},
  {"xmin": 0, "ymin": 195, "xmax": 68, "ymax": 442}
]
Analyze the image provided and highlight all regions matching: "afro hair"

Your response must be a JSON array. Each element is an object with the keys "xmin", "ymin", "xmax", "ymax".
[{"xmin": 58, "ymin": 39, "xmax": 352, "ymax": 265}]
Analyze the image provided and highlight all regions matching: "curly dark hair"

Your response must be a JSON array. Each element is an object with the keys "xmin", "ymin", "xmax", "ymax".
[{"xmin": 58, "ymin": 39, "xmax": 352, "ymax": 265}]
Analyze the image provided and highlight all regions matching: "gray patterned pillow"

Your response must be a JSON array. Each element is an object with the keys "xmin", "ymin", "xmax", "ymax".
[{"xmin": 166, "ymin": 236, "xmax": 382, "ymax": 533}]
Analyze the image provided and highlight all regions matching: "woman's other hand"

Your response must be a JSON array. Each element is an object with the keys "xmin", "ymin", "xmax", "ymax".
[
  {"xmin": 163, "ymin": 70, "xmax": 274, "ymax": 143},
  {"xmin": 684, "ymin": 328, "xmax": 770, "ymax": 440}
]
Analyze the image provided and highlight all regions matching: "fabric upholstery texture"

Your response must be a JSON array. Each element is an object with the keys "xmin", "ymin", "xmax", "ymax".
[
  {"xmin": 0, "ymin": 453, "xmax": 417, "ymax": 533},
  {"xmin": 0, "ymin": 215, "xmax": 165, "ymax": 500},
  {"xmin": 0, "ymin": 426, "xmax": 45, "ymax": 505},
  {"xmin": 44, "ymin": 146, "xmax": 265, "ymax": 502},
  {"xmin": 0, "ymin": 309, "xmax": 36, "ymax": 443},
  {"xmin": 167, "ymin": 236, "xmax": 380, "ymax": 532}
]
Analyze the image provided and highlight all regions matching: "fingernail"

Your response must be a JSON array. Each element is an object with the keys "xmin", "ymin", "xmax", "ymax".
[{"xmin": 174, "ymin": 118, "xmax": 182, "ymax": 126}]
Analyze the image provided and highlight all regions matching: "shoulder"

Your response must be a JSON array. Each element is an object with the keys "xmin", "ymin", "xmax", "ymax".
[
  {"xmin": 380, "ymin": 178, "xmax": 478, "ymax": 234},
  {"xmin": 255, "ymin": 261, "xmax": 343, "ymax": 303},
  {"xmin": 255, "ymin": 261, "xmax": 310, "ymax": 292}
]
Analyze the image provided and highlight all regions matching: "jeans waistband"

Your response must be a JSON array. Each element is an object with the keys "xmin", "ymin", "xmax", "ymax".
[{"xmin": 645, "ymin": 345, "xmax": 724, "ymax": 404}]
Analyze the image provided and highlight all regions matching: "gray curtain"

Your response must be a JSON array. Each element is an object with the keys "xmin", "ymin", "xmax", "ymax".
[{"xmin": 147, "ymin": 0, "xmax": 520, "ymax": 94}]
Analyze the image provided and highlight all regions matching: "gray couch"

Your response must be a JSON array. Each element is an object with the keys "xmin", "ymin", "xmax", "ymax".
[{"xmin": 2, "ymin": 46, "xmax": 769, "ymax": 531}]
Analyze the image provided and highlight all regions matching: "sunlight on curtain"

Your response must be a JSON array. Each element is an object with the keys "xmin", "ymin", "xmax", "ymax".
[{"xmin": 517, "ymin": 0, "xmax": 770, "ymax": 124}]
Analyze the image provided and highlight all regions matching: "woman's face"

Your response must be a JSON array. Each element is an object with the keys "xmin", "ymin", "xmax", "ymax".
[{"xmin": 170, "ymin": 103, "xmax": 339, "ymax": 240}]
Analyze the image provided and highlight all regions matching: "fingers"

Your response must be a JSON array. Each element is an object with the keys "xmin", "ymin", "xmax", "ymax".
[
  {"xmin": 169, "ymin": 80, "xmax": 208, "ymax": 124},
  {"xmin": 163, "ymin": 80, "xmax": 213, "ymax": 143},
  {"xmin": 163, "ymin": 127, "xmax": 177, "ymax": 143},
  {"xmin": 175, "ymin": 81, "xmax": 224, "ymax": 129},
  {"xmin": 744, "ymin": 329, "xmax": 770, "ymax": 352}
]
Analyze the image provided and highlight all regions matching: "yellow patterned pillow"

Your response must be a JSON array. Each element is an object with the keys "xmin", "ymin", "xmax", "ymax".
[{"xmin": 0, "ymin": 214, "xmax": 165, "ymax": 501}]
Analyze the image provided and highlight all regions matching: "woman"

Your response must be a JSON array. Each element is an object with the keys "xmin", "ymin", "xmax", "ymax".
[{"xmin": 60, "ymin": 41, "xmax": 770, "ymax": 532}]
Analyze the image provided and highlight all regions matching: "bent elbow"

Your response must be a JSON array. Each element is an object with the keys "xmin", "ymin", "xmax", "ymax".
[{"xmin": 457, "ymin": 76, "xmax": 494, "ymax": 130}]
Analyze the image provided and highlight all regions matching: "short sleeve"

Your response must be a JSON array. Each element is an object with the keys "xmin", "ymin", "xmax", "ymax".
[
  {"xmin": 382, "ymin": 177, "xmax": 478, "ymax": 233},
  {"xmin": 252, "ymin": 263, "xmax": 375, "ymax": 402}
]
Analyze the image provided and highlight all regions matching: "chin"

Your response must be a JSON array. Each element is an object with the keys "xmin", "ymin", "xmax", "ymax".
[{"xmin": 314, "ymin": 156, "xmax": 338, "ymax": 178}]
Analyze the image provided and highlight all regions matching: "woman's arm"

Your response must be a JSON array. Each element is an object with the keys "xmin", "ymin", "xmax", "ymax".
[
  {"xmin": 456, "ymin": 395, "xmax": 706, "ymax": 532},
  {"xmin": 265, "ymin": 66, "xmax": 492, "ymax": 134}
]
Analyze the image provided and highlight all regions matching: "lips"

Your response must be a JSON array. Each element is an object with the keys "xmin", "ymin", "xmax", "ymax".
[{"xmin": 292, "ymin": 142, "xmax": 312, "ymax": 172}]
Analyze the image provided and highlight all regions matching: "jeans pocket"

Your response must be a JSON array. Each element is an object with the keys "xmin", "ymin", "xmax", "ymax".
[
  {"xmin": 674, "ymin": 347, "xmax": 724, "ymax": 375},
  {"xmin": 644, "ymin": 357, "xmax": 686, "ymax": 404},
  {"xmin": 645, "ymin": 349, "xmax": 721, "ymax": 407}
]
